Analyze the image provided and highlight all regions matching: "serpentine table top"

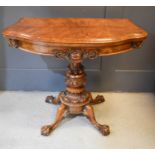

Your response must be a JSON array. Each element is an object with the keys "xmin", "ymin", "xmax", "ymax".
[{"xmin": 2, "ymin": 17, "xmax": 147, "ymax": 57}]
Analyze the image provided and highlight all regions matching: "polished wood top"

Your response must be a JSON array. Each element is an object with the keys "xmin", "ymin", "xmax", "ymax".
[
  {"xmin": 3, "ymin": 17, "xmax": 147, "ymax": 45},
  {"xmin": 2, "ymin": 18, "xmax": 148, "ymax": 56}
]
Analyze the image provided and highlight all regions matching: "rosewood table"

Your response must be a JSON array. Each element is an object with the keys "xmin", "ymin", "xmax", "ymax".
[{"xmin": 2, "ymin": 18, "xmax": 147, "ymax": 136}]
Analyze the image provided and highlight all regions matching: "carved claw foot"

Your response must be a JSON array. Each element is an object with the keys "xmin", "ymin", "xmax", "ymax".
[
  {"xmin": 98, "ymin": 125, "xmax": 110, "ymax": 136},
  {"xmin": 45, "ymin": 95, "xmax": 54, "ymax": 104},
  {"xmin": 92, "ymin": 95, "xmax": 105, "ymax": 105},
  {"xmin": 83, "ymin": 105, "xmax": 110, "ymax": 136},
  {"xmin": 41, "ymin": 125, "xmax": 53, "ymax": 136},
  {"xmin": 45, "ymin": 94, "xmax": 61, "ymax": 105},
  {"xmin": 41, "ymin": 104, "xmax": 67, "ymax": 136}
]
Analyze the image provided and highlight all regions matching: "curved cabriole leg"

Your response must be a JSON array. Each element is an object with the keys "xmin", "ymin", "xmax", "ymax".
[
  {"xmin": 41, "ymin": 104, "xmax": 68, "ymax": 136},
  {"xmin": 45, "ymin": 93, "xmax": 61, "ymax": 104},
  {"xmin": 83, "ymin": 105, "xmax": 110, "ymax": 136}
]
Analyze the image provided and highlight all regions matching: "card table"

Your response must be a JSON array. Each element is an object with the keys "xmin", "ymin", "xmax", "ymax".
[{"xmin": 2, "ymin": 18, "xmax": 147, "ymax": 136}]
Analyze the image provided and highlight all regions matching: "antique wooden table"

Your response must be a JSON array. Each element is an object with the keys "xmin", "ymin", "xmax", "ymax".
[{"xmin": 2, "ymin": 18, "xmax": 147, "ymax": 136}]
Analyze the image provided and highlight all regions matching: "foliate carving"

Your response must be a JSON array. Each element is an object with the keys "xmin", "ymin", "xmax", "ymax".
[
  {"xmin": 68, "ymin": 63, "xmax": 84, "ymax": 74},
  {"xmin": 69, "ymin": 50, "xmax": 83, "ymax": 62},
  {"xmin": 60, "ymin": 91, "xmax": 91, "ymax": 106},
  {"xmin": 52, "ymin": 48, "xmax": 99, "ymax": 60},
  {"xmin": 65, "ymin": 74, "xmax": 86, "ymax": 87},
  {"xmin": 7, "ymin": 39, "xmax": 19, "ymax": 48},
  {"xmin": 52, "ymin": 49, "xmax": 66, "ymax": 59}
]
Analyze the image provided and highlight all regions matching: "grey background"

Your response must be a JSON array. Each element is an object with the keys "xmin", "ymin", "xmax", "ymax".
[{"xmin": 0, "ymin": 6, "xmax": 155, "ymax": 92}]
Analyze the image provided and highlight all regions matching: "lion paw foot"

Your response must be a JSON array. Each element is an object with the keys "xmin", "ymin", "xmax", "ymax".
[
  {"xmin": 93, "ymin": 95, "xmax": 105, "ymax": 104},
  {"xmin": 41, "ymin": 125, "xmax": 53, "ymax": 136},
  {"xmin": 99, "ymin": 125, "xmax": 110, "ymax": 136}
]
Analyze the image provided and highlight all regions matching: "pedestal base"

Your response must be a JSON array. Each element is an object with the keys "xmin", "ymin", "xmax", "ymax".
[{"xmin": 42, "ymin": 91, "xmax": 110, "ymax": 136}]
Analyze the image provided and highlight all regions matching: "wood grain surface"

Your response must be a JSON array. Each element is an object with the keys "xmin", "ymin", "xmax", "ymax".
[{"xmin": 2, "ymin": 17, "xmax": 148, "ymax": 56}]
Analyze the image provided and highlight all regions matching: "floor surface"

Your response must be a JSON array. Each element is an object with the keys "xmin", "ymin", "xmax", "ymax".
[{"xmin": 0, "ymin": 91, "xmax": 155, "ymax": 149}]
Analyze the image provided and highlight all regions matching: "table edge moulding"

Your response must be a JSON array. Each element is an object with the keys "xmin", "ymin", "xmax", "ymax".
[{"xmin": 2, "ymin": 17, "xmax": 148, "ymax": 136}]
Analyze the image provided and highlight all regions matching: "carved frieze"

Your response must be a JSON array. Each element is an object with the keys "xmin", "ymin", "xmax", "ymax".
[{"xmin": 52, "ymin": 48, "xmax": 99, "ymax": 61}]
